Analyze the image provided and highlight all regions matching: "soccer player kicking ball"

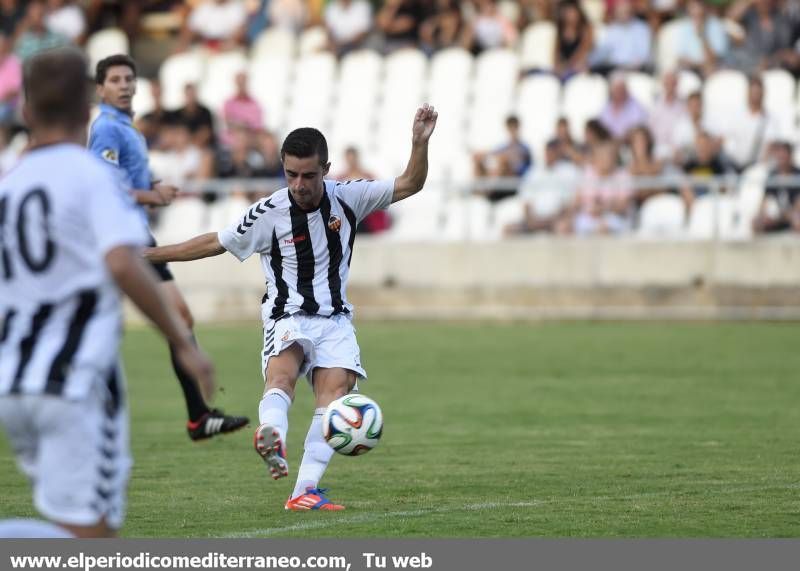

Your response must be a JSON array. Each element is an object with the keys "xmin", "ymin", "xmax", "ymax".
[
  {"xmin": 89, "ymin": 55, "xmax": 248, "ymax": 440},
  {"xmin": 145, "ymin": 104, "xmax": 438, "ymax": 510},
  {"xmin": 0, "ymin": 49, "xmax": 215, "ymax": 538}
]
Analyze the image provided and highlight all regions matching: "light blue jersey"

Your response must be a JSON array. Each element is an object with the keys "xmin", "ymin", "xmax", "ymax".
[{"xmin": 88, "ymin": 103, "xmax": 151, "ymax": 193}]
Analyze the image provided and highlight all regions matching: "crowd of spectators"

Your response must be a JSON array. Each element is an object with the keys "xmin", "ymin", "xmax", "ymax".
[{"xmin": 1, "ymin": 1, "xmax": 800, "ymax": 236}]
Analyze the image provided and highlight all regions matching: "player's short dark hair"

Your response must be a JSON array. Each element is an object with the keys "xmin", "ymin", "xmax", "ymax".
[
  {"xmin": 281, "ymin": 127, "xmax": 328, "ymax": 165},
  {"xmin": 95, "ymin": 54, "xmax": 137, "ymax": 85},
  {"xmin": 506, "ymin": 115, "xmax": 520, "ymax": 129},
  {"xmin": 24, "ymin": 47, "xmax": 89, "ymax": 128}
]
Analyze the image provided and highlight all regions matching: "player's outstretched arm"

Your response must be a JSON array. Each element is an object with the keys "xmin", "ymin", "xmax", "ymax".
[
  {"xmin": 393, "ymin": 103, "xmax": 438, "ymax": 203},
  {"xmin": 105, "ymin": 245, "xmax": 215, "ymax": 400},
  {"xmin": 144, "ymin": 232, "xmax": 226, "ymax": 263}
]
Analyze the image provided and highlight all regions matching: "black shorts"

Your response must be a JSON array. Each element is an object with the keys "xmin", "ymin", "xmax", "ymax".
[{"xmin": 147, "ymin": 235, "xmax": 174, "ymax": 282}]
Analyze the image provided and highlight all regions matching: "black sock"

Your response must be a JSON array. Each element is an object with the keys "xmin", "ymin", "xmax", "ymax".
[{"xmin": 169, "ymin": 335, "xmax": 210, "ymax": 422}]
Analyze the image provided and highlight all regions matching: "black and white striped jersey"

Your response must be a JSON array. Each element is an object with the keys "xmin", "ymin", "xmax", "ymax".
[
  {"xmin": 0, "ymin": 144, "xmax": 148, "ymax": 399},
  {"xmin": 218, "ymin": 178, "xmax": 394, "ymax": 321}
]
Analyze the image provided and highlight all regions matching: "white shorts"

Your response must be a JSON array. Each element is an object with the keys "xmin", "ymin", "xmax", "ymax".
[
  {"xmin": 0, "ymin": 370, "xmax": 130, "ymax": 529},
  {"xmin": 261, "ymin": 312, "xmax": 367, "ymax": 385}
]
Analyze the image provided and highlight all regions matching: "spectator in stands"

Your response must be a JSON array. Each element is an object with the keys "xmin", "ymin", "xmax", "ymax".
[
  {"xmin": 589, "ymin": 0, "xmax": 652, "ymax": 75},
  {"xmin": 377, "ymin": 0, "xmax": 427, "ymax": 53},
  {"xmin": 254, "ymin": 128, "xmax": 284, "ymax": 182},
  {"xmin": 136, "ymin": 80, "xmax": 172, "ymax": 148},
  {"xmin": 0, "ymin": 0, "xmax": 25, "ymax": 37},
  {"xmin": 472, "ymin": 115, "xmax": 533, "ymax": 201},
  {"xmin": 627, "ymin": 125, "xmax": 668, "ymax": 205},
  {"xmin": 721, "ymin": 76, "xmax": 780, "ymax": 171},
  {"xmin": 753, "ymin": 141, "xmax": 800, "ymax": 233},
  {"xmin": 222, "ymin": 71, "xmax": 264, "ymax": 143},
  {"xmin": 519, "ymin": 0, "xmax": 554, "ymax": 27},
  {"xmin": 324, "ymin": 0, "xmax": 373, "ymax": 57},
  {"xmin": 269, "ymin": 0, "xmax": 309, "ymax": 33},
  {"xmin": 215, "ymin": 125, "xmax": 273, "ymax": 200},
  {"xmin": 334, "ymin": 146, "xmax": 391, "ymax": 234},
  {"xmin": 505, "ymin": 139, "xmax": 580, "ymax": 235},
  {"xmin": 14, "ymin": 1, "xmax": 70, "ymax": 61},
  {"xmin": 554, "ymin": 116, "xmax": 580, "ymax": 162},
  {"xmin": 556, "ymin": 140, "xmax": 634, "ymax": 235},
  {"xmin": 680, "ymin": 130, "xmax": 733, "ymax": 206},
  {"xmin": 672, "ymin": 91, "xmax": 723, "ymax": 165},
  {"xmin": 649, "ymin": 71, "xmax": 688, "ymax": 162},
  {"xmin": 149, "ymin": 121, "xmax": 212, "ymax": 190},
  {"xmin": 45, "ymin": 0, "xmax": 86, "ymax": 44},
  {"xmin": 85, "ymin": 0, "xmax": 178, "ymax": 41},
  {"xmin": 727, "ymin": 0, "xmax": 794, "ymax": 73},
  {"xmin": 461, "ymin": 0, "xmax": 518, "ymax": 54},
  {"xmin": 603, "ymin": 0, "xmax": 653, "ymax": 21},
  {"xmin": 0, "ymin": 33, "xmax": 21, "ymax": 127},
  {"xmin": 675, "ymin": 0, "xmax": 729, "ymax": 77},
  {"xmin": 174, "ymin": 83, "xmax": 216, "ymax": 150},
  {"xmin": 180, "ymin": 0, "xmax": 247, "ymax": 51},
  {"xmin": 554, "ymin": 0, "xmax": 594, "ymax": 82},
  {"xmin": 561, "ymin": 117, "xmax": 613, "ymax": 165},
  {"xmin": 419, "ymin": 0, "xmax": 463, "ymax": 55},
  {"xmin": 598, "ymin": 72, "xmax": 648, "ymax": 141}
]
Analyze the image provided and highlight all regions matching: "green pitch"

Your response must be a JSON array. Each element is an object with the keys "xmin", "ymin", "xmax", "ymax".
[{"xmin": 1, "ymin": 322, "xmax": 799, "ymax": 537}]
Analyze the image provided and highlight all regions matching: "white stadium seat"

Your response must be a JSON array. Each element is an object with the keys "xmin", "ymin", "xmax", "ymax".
[
  {"xmin": 285, "ymin": 52, "xmax": 337, "ymax": 133},
  {"xmin": 375, "ymin": 49, "xmax": 427, "ymax": 162},
  {"xmin": 441, "ymin": 196, "xmax": 493, "ymax": 241},
  {"xmin": 468, "ymin": 49, "xmax": 519, "ymax": 150},
  {"xmin": 676, "ymin": 69, "xmax": 702, "ymax": 98},
  {"xmin": 86, "ymin": 28, "xmax": 129, "ymax": 72},
  {"xmin": 515, "ymin": 74, "xmax": 561, "ymax": 159},
  {"xmin": 387, "ymin": 187, "xmax": 445, "ymax": 242},
  {"xmin": 298, "ymin": 26, "xmax": 328, "ymax": 55},
  {"xmin": 248, "ymin": 55, "xmax": 292, "ymax": 133},
  {"xmin": 655, "ymin": 19, "xmax": 683, "ymax": 73},
  {"xmin": 637, "ymin": 194, "xmax": 686, "ymax": 238},
  {"xmin": 519, "ymin": 22, "xmax": 556, "ymax": 71},
  {"xmin": 625, "ymin": 72, "xmax": 656, "ymax": 111},
  {"xmin": 703, "ymin": 70, "xmax": 748, "ymax": 129},
  {"xmin": 198, "ymin": 51, "xmax": 248, "ymax": 115},
  {"xmin": 687, "ymin": 195, "xmax": 739, "ymax": 240},
  {"xmin": 159, "ymin": 50, "xmax": 206, "ymax": 110},
  {"xmin": 763, "ymin": 68, "xmax": 797, "ymax": 134},
  {"xmin": 251, "ymin": 26, "xmax": 296, "ymax": 60},
  {"xmin": 330, "ymin": 50, "xmax": 383, "ymax": 152},
  {"xmin": 151, "ymin": 197, "xmax": 209, "ymax": 244},
  {"xmin": 561, "ymin": 73, "xmax": 608, "ymax": 141},
  {"xmin": 132, "ymin": 77, "xmax": 155, "ymax": 116}
]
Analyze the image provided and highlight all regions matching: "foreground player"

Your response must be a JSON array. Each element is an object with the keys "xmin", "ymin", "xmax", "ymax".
[
  {"xmin": 89, "ymin": 54, "xmax": 247, "ymax": 440},
  {"xmin": 0, "ymin": 49, "xmax": 215, "ymax": 538},
  {"xmin": 146, "ymin": 104, "xmax": 438, "ymax": 510}
]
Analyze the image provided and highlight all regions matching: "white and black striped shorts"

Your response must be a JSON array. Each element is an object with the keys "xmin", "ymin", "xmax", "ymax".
[{"xmin": 0, "ymin": 370, "xmax": 130, "ymax": 529}]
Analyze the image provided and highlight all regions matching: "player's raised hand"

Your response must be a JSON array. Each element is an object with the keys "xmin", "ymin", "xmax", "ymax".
[
  {"xmin": 153, "ymin": 183, "xmax": 179, "ymax": 206},
  {"xmin": 412, "ymin": 103, "xmax": 438, "ymax": 145}
]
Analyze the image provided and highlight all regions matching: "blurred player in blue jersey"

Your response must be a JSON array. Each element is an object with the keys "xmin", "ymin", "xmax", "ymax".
[{"xmin": 89, "ymin": 54, "xmax": 248, "ymax": 441}]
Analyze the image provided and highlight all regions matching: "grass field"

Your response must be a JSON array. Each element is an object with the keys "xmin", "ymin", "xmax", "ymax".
[{"xmin": 1, "ymin": 321, "xmax": 799, "ymax": 537}]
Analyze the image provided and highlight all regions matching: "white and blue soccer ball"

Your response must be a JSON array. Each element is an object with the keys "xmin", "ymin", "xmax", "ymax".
[{"xmin": 322, "ymin": 394, "xmax": 383, "ymax": 456}]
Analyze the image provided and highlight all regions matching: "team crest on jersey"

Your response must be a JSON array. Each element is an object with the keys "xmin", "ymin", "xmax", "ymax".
[
  {"xmin": 281, "ymin": 331, "xmax": 291, "ymax": 342},
  {"xmin": 101, "ymin": 148, "xmax": 118, "ymax": 165},
  {"xmin": 328, "ymin": 215, "xmax": 341, "ymax": 232}
]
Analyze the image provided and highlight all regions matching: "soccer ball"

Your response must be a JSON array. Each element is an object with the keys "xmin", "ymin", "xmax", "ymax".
[{"xmin": 322, "ymin": 394, "xmax": 383, "ymax": 456}]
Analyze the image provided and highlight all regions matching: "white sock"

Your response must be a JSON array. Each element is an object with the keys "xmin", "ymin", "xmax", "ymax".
[
  {"xmin": 258, "ymin": 388, "xmax": 292, "ymax": 443},
  {"xmin": 0, "ymin": 519, "xmax": 74, "ymax": 538},
  {"xmin": 292, "ymin": 408, "xmax": 334, "ymax": 498}
]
